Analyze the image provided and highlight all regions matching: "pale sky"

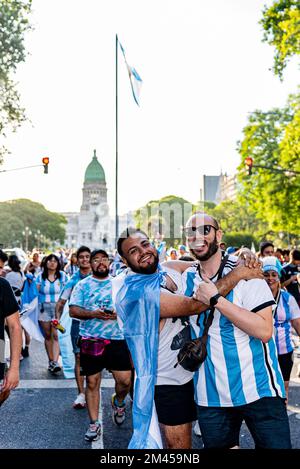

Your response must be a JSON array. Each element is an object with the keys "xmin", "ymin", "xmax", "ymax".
[{"xmin": 1, "ymin": 0, "xmax": 299, "ymax": 216}]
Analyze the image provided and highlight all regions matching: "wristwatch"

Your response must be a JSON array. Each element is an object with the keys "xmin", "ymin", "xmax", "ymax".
[{"xmin": 209, "ymin": 293, "xmax": 222, "ymax": 307}]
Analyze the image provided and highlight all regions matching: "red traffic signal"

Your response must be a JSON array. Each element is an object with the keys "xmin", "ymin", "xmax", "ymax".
[
  {"xmin": 245, "ymin": 156, "xmax": 253, "ymax": 175},
  {"xmin": 42, "ymin": 157, "xmax": 49, "ymax": 174}
]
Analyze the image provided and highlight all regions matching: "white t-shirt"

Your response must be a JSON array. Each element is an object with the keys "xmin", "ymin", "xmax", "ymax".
[{"xmin": 111, "ymin": 267, "xmax": 194, "ymax": 386}]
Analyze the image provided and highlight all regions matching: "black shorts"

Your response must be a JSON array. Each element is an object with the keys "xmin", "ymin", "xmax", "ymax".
[
  {"xmin": 154, "ymin": 379, "xmax": 197, "ymax": 426},
  {"xmin": 278, "ymin": 351, "xmax": 293, "ymax": 381},
  {"xmin": 80, "ymin": 339, "xmax": 133, "ymax": 377}
]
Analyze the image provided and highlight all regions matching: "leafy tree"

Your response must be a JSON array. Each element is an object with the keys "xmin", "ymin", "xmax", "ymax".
[
  {"xmin": 209, "ymin": 200, "xmax": 268, "ymax": 240},
  {"xmin": 260, "ymin": 0, "xmax": 300, "ymax": 78},
  {"xmin": 237, "ymin": 92, "xmax": 300, "ymax": 236},
  {"xmin": 221, "ymin": 232, "xmax": 258, "ymax": 250},
  {"xmin": 0, "ymin": 0, "xmax": 32, "ymax": 161},
  {"xmin": 135, "ymin": 195, "xmax": 196, "ymax": 248},
  {"xmin": 0, "ymin": 199, "xmax": 66, "ymax": 249}
]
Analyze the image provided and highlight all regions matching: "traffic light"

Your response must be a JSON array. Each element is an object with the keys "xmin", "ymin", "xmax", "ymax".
[
  {"xmin": 245, "ymin": 156, "xmax": 253, "ymax": 175},
  {"xmin": 42, "ymin": 157, "xmax": 49, "ymax": 174}
]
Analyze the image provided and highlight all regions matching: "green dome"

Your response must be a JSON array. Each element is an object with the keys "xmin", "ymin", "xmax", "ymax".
[{"xmin": 84, "ymin": 150, "xmax": 106, "ymax": 183}]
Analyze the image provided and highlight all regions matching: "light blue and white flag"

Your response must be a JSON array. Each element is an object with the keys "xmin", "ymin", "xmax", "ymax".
[
  {"xmin": 118, "ymin": 37, "xmax": 143, "ymax": 106},
  {"xmin": 58, "ymin": 302, "xmax": 75, "ymax": 379},
  {"xmin": 115, "ymin": 269, "xmax": 163, "ymax": 449},
  {"xmin": 20, "ymin": 275, "xmax": 44, "ymax": 342}
]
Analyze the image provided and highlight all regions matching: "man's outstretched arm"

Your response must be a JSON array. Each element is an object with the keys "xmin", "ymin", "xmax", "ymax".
[{"xmin": 160, "ymin": 264, "xmax": 263, "ymax": 318}]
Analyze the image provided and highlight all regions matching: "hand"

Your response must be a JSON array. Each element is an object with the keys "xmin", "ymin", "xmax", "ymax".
[
  {"xmin": 93, "ymin": 309, "xmax": 117, "ymax": 321},
  {"xmin": 2, "ymin": 368, "xmax": 19, "ymax": 392},
  {"xmin": 234, "ymin": 264, "xmax": 264, "ymax": 281},
  {"xmin": 193, "ymin": 274, "xmax": 218, "ymax": 304},
  {"xmin": 237, "ymin": 248, "xmax": 260, "ymax": 268}
]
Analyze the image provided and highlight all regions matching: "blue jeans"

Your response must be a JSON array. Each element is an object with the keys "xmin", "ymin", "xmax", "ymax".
[{"xmin": 197, "ymin": 397, "xmax": 291, "ymax": 449}]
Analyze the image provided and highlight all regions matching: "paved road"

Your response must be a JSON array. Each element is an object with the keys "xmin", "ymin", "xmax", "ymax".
[{"xmin": 0, "ymin": 339, "xmax": 300, "ymax": 449}]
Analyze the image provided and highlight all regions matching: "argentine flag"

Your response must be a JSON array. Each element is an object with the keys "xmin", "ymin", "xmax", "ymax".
[{"xmin": 118, "ymin": 37, "xmax": 143, "ymax": 106}]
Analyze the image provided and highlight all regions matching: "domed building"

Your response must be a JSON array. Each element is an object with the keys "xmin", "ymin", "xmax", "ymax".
[{"xmin": 63, "ymin": 150, "xmax": 112, "ymax": 250}]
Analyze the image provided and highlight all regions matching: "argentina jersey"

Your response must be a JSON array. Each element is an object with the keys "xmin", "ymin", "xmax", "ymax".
[
  {"xmin": 69, "ymin": 276, "xmax": 124, "ymax": 340},
  {"xmin": 274, "ymin": 290, "xmax": 300, "ymax": 355},
  {"xmin": 36, "ymin": 271, "xmax": 68, "ymax": 303},
  {"xmin": 182, "ymin": 255, "xmax": 285, "ymax": 407}
]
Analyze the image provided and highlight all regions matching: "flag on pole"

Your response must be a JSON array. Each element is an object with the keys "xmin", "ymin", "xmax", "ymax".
[{"xmin": 118, "ymin": 37, "xmax": 143, "ymax": 106}]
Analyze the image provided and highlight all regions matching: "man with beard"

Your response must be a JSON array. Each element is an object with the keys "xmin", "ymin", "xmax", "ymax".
[
  {"xmin": 56, "ymin": 245, "xmax": 92, "ymax": 410},
  {"xmin": 184, "ymin": 212, "xmax": 291, "ymax": 449},
  {"xmin": 113, "ymin": 227, "xmax": 263, "ymax": 449},
  {"xmin": 69, "ymin": 249, "xmax": 132, "ymax": 442}
]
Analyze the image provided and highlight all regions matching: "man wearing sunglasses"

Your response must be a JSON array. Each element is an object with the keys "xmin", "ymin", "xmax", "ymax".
[{"xmin": 186, "ymin": 212, "xmax": 291, "ymax": 449}]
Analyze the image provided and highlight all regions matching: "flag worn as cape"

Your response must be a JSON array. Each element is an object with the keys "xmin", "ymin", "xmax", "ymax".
[{"xmin": 115, "ymin": 269, "xmax": 163, "ymax": 449}]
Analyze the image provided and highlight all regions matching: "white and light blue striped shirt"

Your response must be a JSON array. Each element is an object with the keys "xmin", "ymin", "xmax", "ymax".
[
  {"xmin": 36, "ymin": 271, "xmax": 69, "ymax": 304},
  {"xmin": 182, "ymin": 255, "xmax": 285, "ymax": 407}
]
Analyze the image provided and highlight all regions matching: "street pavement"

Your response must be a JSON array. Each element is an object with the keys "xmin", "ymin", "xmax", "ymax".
[{"xmin": 0, "ymin": 338, "xmax": 300, "ymax": 449}]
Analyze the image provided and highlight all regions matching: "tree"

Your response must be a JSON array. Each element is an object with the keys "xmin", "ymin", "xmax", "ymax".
[
  {"xmin": 237, "ymin": 92, "xmax": 300, "ymax": 236},
  {"xmin": 135, "ymin": 195, "xmax": 196, "ymax": 248},
  {"xmin": 209, "ymin": 200, "xmax": 268, "ymax": 240},
  {"xmin": 0, "ymin": 0, "xmax": 32, "ymax": 161},
  {"xmin": 260, "ymin": 0, "xmax": 300, "ymax": 78},
  {"xmin": 0, "ymin": 199, "xmax": 66, "ymax": 249}
]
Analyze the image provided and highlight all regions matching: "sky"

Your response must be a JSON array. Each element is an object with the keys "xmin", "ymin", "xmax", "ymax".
[{"xmin": 1, "ymin": 0, "xmax": 299, "ymax": 216}]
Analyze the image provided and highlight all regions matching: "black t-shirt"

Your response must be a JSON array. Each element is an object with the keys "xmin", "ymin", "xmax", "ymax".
[
  {"xmin": 281, "ymin": 263, "xmax": 300, "ymax": 304},
  {"xmin": 0, "ymin": 277, "xmax": 19, "ymax": 379}
]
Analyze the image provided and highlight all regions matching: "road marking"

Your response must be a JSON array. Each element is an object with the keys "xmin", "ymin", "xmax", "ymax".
[{"xmin": 18, "ymin": 379, "xmax": 115, "ymax": 389}]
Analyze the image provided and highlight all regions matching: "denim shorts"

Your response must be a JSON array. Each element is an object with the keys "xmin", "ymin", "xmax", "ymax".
[
  {"xmin": 197, "ymin": 397, "xmax": 291, "ymax": 449},
  {"xmin": 39, "ymin": 302, "xmax": 56, "ymax": 322}
]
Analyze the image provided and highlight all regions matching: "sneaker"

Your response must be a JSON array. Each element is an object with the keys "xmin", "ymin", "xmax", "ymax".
[
  {"xmin": 193, "ymin": 421, "xmax": 201, "ymax": 437},
  {"xmin": 84, "ymin": 422, "xmax": 101, "ymax": 442},
  {"xmin": 73, "ymin": 393, "xmax": 86, "ymax": 409},
  {"xmin": 21, "ymin": 346, "xmax": 29, "ymax": 358},
  {"xmin": 48, "ymin": 361, "xmax": 61, "ymax": 373},
  {"xmin": 111, "ymin": 393, "xmax": 126, "ymax": 426}
]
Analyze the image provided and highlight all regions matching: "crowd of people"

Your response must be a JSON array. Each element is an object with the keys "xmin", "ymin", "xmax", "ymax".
[{"xmin": 0, "ymin": 214, "xmax": 300, "ymax": 449}]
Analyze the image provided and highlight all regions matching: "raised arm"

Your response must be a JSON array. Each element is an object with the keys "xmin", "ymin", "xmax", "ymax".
[{"xmin": 160, "ymin": 264, "xmax": 263, "ymax": 318}]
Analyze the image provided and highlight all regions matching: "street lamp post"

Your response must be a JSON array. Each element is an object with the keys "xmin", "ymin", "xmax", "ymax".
[
  {"xmin": 35, "ymin": 229, "xmax": 41, "ymax": 250},
  {"xmin": 22, "ymin": 226, "xmax": 32, "ymax": 252}
]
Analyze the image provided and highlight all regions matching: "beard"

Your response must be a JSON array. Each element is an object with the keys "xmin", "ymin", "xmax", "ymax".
[
  {"xmin": 92, "ymin": 267, "xmax": 109, "ymax": 278},
  {"xmin": 127, "ymin": 253, "xmax": 159, "ymax": 274},
  {"xmin": 190, "ymin": 234, "xmax": 219, "ymax": 261}
]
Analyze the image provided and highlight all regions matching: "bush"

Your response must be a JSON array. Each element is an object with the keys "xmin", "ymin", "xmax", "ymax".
[{"xmin": 222, "ymin": 232, "xmax": 258, "ymax": 250}]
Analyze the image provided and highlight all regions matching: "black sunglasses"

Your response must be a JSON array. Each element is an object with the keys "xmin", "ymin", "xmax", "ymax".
[{"xmin": 182, "ymin": 224, "xmax": 218, "ymax": 237}]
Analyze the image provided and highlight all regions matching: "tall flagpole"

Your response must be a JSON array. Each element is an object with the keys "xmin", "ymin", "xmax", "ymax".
[{"xmin": 115, "ymin": 34, "xmax": 119, "ymax": 246}]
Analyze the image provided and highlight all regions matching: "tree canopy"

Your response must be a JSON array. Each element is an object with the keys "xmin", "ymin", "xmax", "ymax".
[
  {"xmin": 0, "ymin": 199, "xmax": 66, "ymax": 250},
  {"xmin": 260, "ymin": 0, "xmax": 300, "ymax": 78},
  {"xmin": 237, "ymin": 91, "xmax": 300, "ymax": 239},
  {"xmin": 0, "ymin": 0, "xmax": 32, "ymax": 161},
  {"xmin": 134, "ymin": 195, "xmax": 196, "ymax": 248}
]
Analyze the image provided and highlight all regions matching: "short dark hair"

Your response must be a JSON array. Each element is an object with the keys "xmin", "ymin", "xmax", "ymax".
[
  {"xmin": 117, "ymin": 227, "xmax": 149, "ymax": 257},
  {"xmin": 76, "ymin": 245, "xmax": 91, "ymax": 258},
  {"xmin": 8, "ymin": 255, "xmax": 21, "ymax": 272},
  {"xmin": 291, "ymin": 249, "xmax": 300, "ymax": 262},
  {"xmin": 179, "ymin": 255, "xmax": 194, "ymax": 261},
  {"xmin": 90, "ymin": 249, "xmax": 109, "ymax": 260},
  {"xmin": 259, "ymin": 241, "xmax": 274, "ymax": 255},
  {"xmin": 0, "ymin": 250, "xmax": 8, "ymax": 263}
]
